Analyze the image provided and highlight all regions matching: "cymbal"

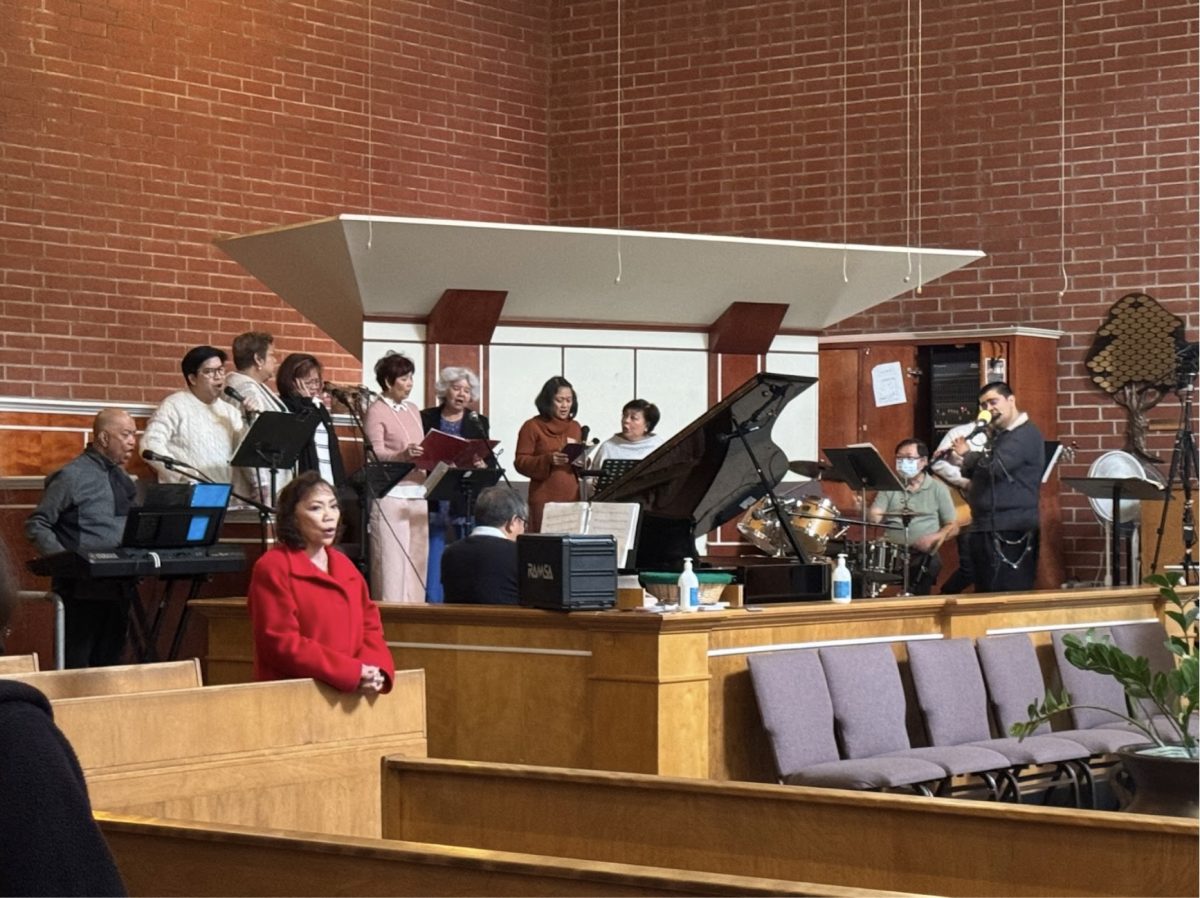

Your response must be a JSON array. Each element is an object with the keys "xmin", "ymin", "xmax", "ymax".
[
  {"xmin": 788, "ymin": 459, "xmax": 828, "ymax": 477},
  {"xmin": 788, "ymin": 460, "xmax": 846, "ymax": 481},
  {"xmin": 790, "ymin": 511, "xmax": 904, "ymax": 530}
]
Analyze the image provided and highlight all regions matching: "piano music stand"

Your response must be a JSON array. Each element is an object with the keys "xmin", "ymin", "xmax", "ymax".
[
  {"xmin": 231, "ymin": 410, "xmax": 320, "ymax": 507},
  {"xmin": 1063, "ymin": 476, "xmax": 1165, "ymax": 587}
]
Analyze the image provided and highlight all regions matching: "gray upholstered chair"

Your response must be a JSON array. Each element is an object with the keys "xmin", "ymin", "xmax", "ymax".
[
  {"xmin": 976, "ymin": 633, "xmax": 1143, "ymax": 755},
  {"xmin": 817, "ymin": 642, "xmax": 1011, "ymax": 800},
  {"xmin": 747, "ymin": 648, "xmax": 946, "ymax": 794},
  {"xmin": 1055, "ymin": 626, "xmax": 1197, "ymax": 741},
  {"xmin": 906, "ymin": 637, "xmax": 1091, "ymax": 805},
  {"xmin": 976, "ymin": 632, "xmax": 1141, "ymax": 808}
]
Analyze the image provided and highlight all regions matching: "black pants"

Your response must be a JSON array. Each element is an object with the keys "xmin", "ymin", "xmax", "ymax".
[
  {"xmin": 940, "ymin": 528, "xmax": 975, "ymax": 593},
  {"xmin": 57, "ymin": 579, "xmax": 133, "ymax": 668},
  {"xmin": 969, "ymin": 529, "xmax": 1039, "ymax": 593},
  {"xmin": 906, "ymin": 552, "xmax": 942, "ymax": 596}
]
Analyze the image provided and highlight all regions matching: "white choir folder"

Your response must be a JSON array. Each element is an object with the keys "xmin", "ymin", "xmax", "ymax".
[{"xmin": 540, "ymin": 501, "xmax": 641, "ymax": 570}]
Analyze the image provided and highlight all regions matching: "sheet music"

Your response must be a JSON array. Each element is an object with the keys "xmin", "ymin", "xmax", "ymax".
[{"xmin": 541, "ymin": 501, "xmax": 641, "ymax": 568}]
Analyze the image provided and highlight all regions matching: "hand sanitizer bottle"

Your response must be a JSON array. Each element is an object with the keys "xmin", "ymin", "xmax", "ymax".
[
  {"xmin": 677, "ymin": 558, "xmax": 700, "ymax": 612},
  {"xmin": 831, "ymin": 554, "xmax": 852, "ymax": 603}
]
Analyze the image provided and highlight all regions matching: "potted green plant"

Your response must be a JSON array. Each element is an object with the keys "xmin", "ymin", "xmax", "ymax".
[{"xmin": 1013, "ymin": 572, "xmax": 1197, "ymax": 816}]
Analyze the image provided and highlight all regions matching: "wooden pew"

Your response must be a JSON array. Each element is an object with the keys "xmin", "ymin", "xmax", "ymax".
[
  {"xmin": 54, "ymin": 674, "xmax": 427, "ymax": 838},
  {"xmin": 1, "ymin": 659, "xmax": 202, "ymax": 699},
  {"xmin": 380, "ymin": 758, "xmax": 1199, "ymax": 898},
  {"xmin": 0, "ymin": 652, "xmax": 39, "ymax": 673},
  {"xmin": 98, "ymin": 814, "xmax": 919, "ymax": 898}
]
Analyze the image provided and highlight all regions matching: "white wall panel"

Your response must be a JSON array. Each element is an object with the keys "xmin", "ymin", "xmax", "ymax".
[
  {"xmin": 488, "ymin": 344, "xmax": 564, "ymax": 481},
  {"xmin": 634, "ymin": 349, "xmax": 708, "ymax": 442},
  {"xmin": 765, "ymin": 349, "xmax": 820, "ymax": 479},
  {"xmin": 564, "ymin": 347, "xmax": 636, "ymax": 443}
]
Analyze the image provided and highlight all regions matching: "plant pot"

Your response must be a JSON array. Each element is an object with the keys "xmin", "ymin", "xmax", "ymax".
[{"xmin": 1116, "ymin": 744, "xmax": 1199, "ymax": 818}]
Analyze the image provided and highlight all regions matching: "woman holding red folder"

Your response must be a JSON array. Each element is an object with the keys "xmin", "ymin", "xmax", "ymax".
[{"xmin": 514, "ymin": 376, "xmax": 584, "ymax": 532}]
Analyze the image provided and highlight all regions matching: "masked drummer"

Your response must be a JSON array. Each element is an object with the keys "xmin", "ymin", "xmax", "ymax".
[{"xmin": 865, "ymin": 439, "xmax": 959, "ymax": 595}]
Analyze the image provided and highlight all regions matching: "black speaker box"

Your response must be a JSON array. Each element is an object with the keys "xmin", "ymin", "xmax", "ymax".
[{"xmin": 518, "ymin": 533, "xmax": 617, "ymax": 611}]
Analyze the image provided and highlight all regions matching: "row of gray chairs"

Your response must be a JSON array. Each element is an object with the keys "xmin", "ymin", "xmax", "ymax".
[{"xmin": 749, "ymin": 623, "xmax": 1177, "ymax": 804}]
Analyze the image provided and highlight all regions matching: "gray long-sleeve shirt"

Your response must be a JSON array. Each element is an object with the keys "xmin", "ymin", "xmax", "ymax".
[{"xmin": 25, "ymin": 447, "xmax": 132, "ymax": 556}]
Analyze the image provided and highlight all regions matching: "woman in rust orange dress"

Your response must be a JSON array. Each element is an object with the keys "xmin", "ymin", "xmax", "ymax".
[{"xmin": 514, "ymin": 376, "xmax": 583, "ymax": 532}]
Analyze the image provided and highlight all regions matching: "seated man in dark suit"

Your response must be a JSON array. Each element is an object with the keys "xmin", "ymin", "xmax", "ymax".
[{"xmin": 440, "ymin": 487, "xmax": 527, "ymax": 605}]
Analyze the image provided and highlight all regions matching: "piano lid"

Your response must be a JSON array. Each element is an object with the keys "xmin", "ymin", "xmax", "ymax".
[{"xmin": 594, "ymin": 372, "xmax": 815, "ymax": 538}]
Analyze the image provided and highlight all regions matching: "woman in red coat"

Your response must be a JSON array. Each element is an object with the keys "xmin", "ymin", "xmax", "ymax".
[
  {"xmin": 248, "ymin": 471, "xmax": 395, "ymax": 694},
  {"xmin": 514, "ymin": 376, "xmax": 584, "ymax": 532}
]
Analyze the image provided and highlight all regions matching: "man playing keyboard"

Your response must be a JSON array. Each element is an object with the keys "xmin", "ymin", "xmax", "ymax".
[{"xmin": 25, "ymin": 408, "xmax": 139, "ymax": 668}]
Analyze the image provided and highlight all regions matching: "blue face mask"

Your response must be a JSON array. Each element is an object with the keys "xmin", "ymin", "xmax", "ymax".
[{"xmin": 896, "ymin": 458, "xmax": 922, "ymax": 480}]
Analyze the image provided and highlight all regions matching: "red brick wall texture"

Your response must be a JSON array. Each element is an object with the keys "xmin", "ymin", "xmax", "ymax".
[{"xmin": 1, "ymin": 0, "xmax": 1196, "ymax": 581}]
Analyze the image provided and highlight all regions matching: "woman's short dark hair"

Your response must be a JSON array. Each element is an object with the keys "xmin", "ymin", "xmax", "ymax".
[
  {"xmin": 232, "ymin": 331, "xmax": 274, "ymax": 371},
  {"xmin": 534, "ymin": 376, "xmax": 577, "ymax": 420},
  {"xmin": 623, "ymin": 399, "xmax": 660, "ymax": 433},
  {"xmin": 181, "ymin": 345, "xmax": 226, "ymax": 382},
  {"xmin": 274, "ymin": 471, "xmax": 340, "ymax": 549},
  {"xmin": 374, "ymin": 352, "xmax": 415, "ymax": 391},
  {"xmin": 277, "ymin": 353, "xmax": 323, "ymax": 398}
]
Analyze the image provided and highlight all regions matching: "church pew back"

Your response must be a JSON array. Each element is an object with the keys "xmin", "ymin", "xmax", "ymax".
[
  {"xmin": 56, "ymin": 674, "xmax": 427, "ymax": 838},
  {"xmin": 1, "ymin": 658, "xmax": 201, "ymax": 699},
  {"xmin": 0, "ymin": 652, "xmax": 39, "ymax": 673},
  {"xmin": 381, "ymin": 758, "xmax": 1198, "ymax": 898},
  {"xmin": 98, "ymin": 814, "xmax": 919, "ymax": 898}
]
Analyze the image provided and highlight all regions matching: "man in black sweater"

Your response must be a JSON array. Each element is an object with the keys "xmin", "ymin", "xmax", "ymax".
[
  {"xmin": 952, "ymin": 382, "xmax": 1044, "ymax": 593},
  {"xmin": 441, "ymin": 487, "xmax": 527, "ymax": 604}
]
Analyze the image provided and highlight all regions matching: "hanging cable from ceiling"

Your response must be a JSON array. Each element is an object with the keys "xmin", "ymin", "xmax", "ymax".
[
  {"xmin": 614, "ymin": 0, "xmax": 624, "ymax": 285},
  {"xmin": 841, "ymin": 0, "xmax": 849, "ymax": 284},
  {"xmin": 366, "ymin": 0, "xmax": 375, "ymax": 250},
  {"xmin": 1057, "ymin": 0, "xmax": 1070, "ymax": 301}
]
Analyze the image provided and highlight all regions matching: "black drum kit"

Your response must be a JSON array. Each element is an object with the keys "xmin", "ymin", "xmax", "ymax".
[{"xmin": 735, "ymin": 459, "xmax": 911, "ymax": 597}]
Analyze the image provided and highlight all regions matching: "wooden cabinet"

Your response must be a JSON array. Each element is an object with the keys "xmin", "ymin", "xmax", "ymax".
[{"xmin": 818, "ymin": 328, "xmax": 1063, "ymax": 590}]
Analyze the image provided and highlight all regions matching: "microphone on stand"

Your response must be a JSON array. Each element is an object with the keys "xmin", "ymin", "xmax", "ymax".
[
  {"xmin": 141, "ymin": 448, "xmax": 179, "ymax": 466},
  {"xmin": 467, "ymin": 409, "xmax": 489, "ymax": 436},
  {"xmin": 223, "ymin": 385, "xmax": 258, "ymax": 421},
  {"xmin": 323, "ymin": 381, "xmax": 373, "ymax": 406},
  {"xmin": 580, "ymin": 425, "xmax": 590, "ymax": 444}
]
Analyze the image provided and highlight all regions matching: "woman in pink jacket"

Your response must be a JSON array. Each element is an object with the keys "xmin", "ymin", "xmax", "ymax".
[{"xmin": 248, "ymin": 471, "xmax": 395, "ymax": 694}]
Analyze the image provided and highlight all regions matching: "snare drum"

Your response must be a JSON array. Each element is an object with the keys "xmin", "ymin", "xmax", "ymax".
[
  {"xmin": 790, "ymin": 497, "xmax": 841, "ymax": 557},
  {"xmin": 862, "ymin": 539, "xmax": 903, "ymax": 578}
]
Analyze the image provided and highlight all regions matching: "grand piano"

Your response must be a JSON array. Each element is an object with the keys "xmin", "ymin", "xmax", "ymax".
[{"xmin": 594, "ymin": 371, "xmax": 831, "ymax": 601}]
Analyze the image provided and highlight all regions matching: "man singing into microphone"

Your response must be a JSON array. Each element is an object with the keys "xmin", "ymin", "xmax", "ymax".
[
  {"xmin": 951, "ymin": 381, "xmax": 1044, "ymax": 593},
  {"xmin": 26, "ymin": 409, "xmax": 139, "ymax": 667},
  {"xmin": 141, "ymin": 345, "xmax": 252, "ymax": 498}
]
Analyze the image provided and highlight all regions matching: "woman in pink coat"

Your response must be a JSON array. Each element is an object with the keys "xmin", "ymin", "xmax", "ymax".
[
  {"xmin": 248, "ymin": 471, "xmax": 395, "ymax": 693},
  {"xmin": 362, "ymin": 352, "xmax": 428, "ymax": 602}
]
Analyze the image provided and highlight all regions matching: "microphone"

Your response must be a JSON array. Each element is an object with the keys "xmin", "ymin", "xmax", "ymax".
[
  {"xmin": 580, "ymin": 425, "xmax": 590, "ymax": 444},
  {"xmin": 223, "ymin": 385, "xmax": 257, "ymax": 421},
  {"xmin": 966, "ymin": 408, "xmax": 999, "ymax": 439},
  {"xmin": 323, "ymin": 381, "xmax": 373, "ymax": 405},
  {"xmin": 141, "ymin": 448, "xmax": 178, "ymax": 466},
  {"xmin": 468, "ymin": 409, "xmax": 489, "ymax": 436}
]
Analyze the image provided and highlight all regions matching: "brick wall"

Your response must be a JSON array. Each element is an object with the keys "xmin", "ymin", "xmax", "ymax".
[
  {"xmin": 1, "ymin": 0, "xmax": 1196, "ymax": 581},
  {"xmin": 1, "ymin": 0, "xmax": 550, "ymax": 400},
  {"xmin": 548, "ymin": 0, "xmax": 1198, "ymax": 580}
]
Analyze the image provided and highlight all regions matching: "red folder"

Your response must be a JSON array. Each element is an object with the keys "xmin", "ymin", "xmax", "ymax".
[{"xmin": 417, "ymin": 429, "xmax": 497, "ymax": 471}]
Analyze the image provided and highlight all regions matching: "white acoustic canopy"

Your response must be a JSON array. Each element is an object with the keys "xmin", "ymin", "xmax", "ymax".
[{"xmin": 214, "ymin": 215, "xmax": 985, "ymax": 359}]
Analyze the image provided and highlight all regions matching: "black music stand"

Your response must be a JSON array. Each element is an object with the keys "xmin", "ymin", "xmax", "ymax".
[
  {"xmin": 425, "ymin": 466, "xmax": 504, "ymax": 534},
  {"xmin": 823, "ymin": 444, "xmax": 907, "ymax": 592},
  {"xmin": 1063, "ymin": 476, "xmax": 1165, "ymax": 587},
  {"xmin": 231, "ymin": 411, "xmax": 320, "ymax": 507},
  {"xmin": 353, "ymin": 461, "xmax": 415, "ymax": 498}
]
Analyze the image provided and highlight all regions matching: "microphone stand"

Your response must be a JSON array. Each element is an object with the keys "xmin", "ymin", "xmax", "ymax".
[{"xmin": 728, "ymin": 406, "xmax": 808, "ymax": 563}]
